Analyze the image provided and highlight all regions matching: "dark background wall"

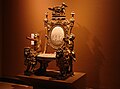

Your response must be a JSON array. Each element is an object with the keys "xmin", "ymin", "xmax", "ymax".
[
  {"xmin": 0, "ymin": 0, "xmax": 2, "ymax": 77},
  {"xmin": 1, "ymin": 0, "xmax": 120, "ymax": 89}
]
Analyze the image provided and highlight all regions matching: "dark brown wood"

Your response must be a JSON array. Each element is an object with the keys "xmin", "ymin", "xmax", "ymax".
[{"xmin": 17, "ymin": 71, "xmax": 86, "ymax": 89}]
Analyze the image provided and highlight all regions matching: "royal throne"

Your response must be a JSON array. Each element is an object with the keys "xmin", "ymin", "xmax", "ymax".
[{"xmin": 24, "ymin": 3, "xmax": 76, "ymax": 79}]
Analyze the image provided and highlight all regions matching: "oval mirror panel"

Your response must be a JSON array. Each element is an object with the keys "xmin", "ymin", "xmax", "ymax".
[{"xmin": 51, "ymin": 26, "xmax": 64, "ymax": 46}]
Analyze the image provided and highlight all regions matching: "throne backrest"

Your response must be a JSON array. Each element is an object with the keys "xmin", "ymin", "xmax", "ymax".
[{"xmin": 43, "ymin": 3, "xmax": 75, "ymax": 53}]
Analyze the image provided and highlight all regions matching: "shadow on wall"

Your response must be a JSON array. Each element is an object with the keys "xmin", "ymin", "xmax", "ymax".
[{"xmin": 73, "ymin": 23, "xmax": 105, "ymax": 89}]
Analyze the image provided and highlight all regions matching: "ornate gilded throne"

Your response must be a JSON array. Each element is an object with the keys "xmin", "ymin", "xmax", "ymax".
[{"xmin": 24, "ymin": 3, "xmax": 76, "ymax": 79}]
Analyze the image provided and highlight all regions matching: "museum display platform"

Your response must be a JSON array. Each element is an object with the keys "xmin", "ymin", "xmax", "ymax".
[{"xmin": 17, "ymin": 70, "xmax": 86, "ymax": 89}]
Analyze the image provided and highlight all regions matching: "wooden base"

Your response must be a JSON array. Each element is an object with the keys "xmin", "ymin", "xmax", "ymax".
[{"xmin": 17, "ymin": 70, "xmax": 86, "ymax": 89}]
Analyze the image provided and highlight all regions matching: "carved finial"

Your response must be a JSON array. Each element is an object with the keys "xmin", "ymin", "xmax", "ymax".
[
  {"xmin": 45, "ymin": 12, "xmax": 48, "ymax": 18},
  {"xmin": 48, "ymin": 3, "xmax": 68, "ymax": 17},
  {"xmin": 71, "ymin": 11, "xmax": 75, "ymax": 17}
]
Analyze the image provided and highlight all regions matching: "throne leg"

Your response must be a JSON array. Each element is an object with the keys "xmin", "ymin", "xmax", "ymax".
[{"xmin": 34, "ymin": 60, "xmax": 48, "ymax": 75}]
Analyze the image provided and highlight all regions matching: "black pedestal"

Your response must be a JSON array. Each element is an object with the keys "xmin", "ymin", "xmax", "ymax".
[{"xmin": 17, "ymin": 70, "xmax": 86, "ymax": 89}]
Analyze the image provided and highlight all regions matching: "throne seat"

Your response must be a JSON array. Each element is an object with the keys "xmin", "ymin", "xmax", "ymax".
[{"xmin": 37, "ymin": 53, "xmax": 56, "ymax": 61}]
